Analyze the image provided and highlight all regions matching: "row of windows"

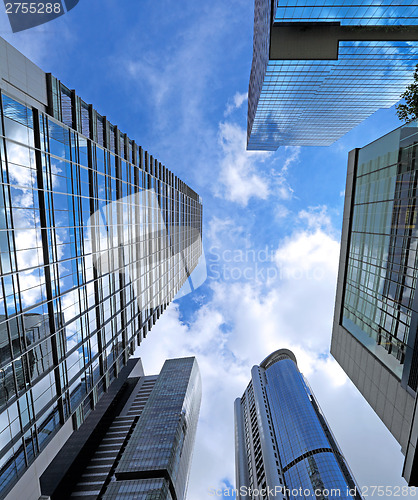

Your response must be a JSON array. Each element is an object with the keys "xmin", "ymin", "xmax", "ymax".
[
  {"xmin": 265, "ymin": 360, "xmax": 354, "ymax": 496},
  {"xmin": 248, "ymin": 36, "xmax": 418, "ymax": 149},
  {"xmin": 0, "ymin": 88, "xmax": 202, "ymax": 498},
  {"xmin": 343, "ymin": 132, "xmax": 418, "ymax": 374}
]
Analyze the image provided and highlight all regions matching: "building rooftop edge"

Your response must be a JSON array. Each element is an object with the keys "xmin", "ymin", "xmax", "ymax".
[
  {"xmin": 356, "ymin": 118, "xmax": 418, "ymax": 151},
  {"xmin": 260, "ymin": 349, "xmax": 297, "ymax": 369}
]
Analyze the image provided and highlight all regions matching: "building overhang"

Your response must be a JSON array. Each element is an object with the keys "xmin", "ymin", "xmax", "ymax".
[{"xmin": 270, "ymin": 22, "xmax": 418, "ymax": 60}]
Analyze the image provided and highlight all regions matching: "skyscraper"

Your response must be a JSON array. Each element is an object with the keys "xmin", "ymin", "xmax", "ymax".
[
  {"xmin": 331, "ymin": 120, "xmax": 418, "ymax": 485},
  {"xmin": 40, "ymin": 356, "xmax": 201, "ymax": 500},
  {"xmin": 0, "ymin": 37, "xmax": 203, "ymax": 499},
  {"xmin": 235, "ymin": 349, "xmax": 362, "ymax": 500},
  {"xmin": 247, "ymin": 0, "xmax": 418, "ymax": 150}
]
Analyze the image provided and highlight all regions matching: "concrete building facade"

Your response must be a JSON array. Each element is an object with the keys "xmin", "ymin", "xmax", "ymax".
[{"xmin": 331, "ymin": 120, "xmax": 418, "ymax": 484}]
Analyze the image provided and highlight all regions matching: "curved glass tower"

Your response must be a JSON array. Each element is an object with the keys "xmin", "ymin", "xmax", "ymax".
[{"xmin": 235, "ymin": 349, "xmax": 362, "ymax": 500}]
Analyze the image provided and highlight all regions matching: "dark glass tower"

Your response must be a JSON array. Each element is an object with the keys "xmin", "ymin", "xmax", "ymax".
[
  {"xmin": 0, "ymin": 37, "xmax": 203, "ymax": 499},
  {"xmin": 247, "ymin": 0, "xmax": 418, "ymax": 150},
  {"xmin": 235, "ymin": 349, "xmax": 362, "ymax": 500},
  {"xmin": 332, "ymin": 120, "xmax": 418, "ymax": 484},
  {"xmin": 40, "ymin": 357, "xmax": 201, "ymax": 500},
  {"xmin": 109, "ymin": 357, "xmax": 201, "ymax": 500}
]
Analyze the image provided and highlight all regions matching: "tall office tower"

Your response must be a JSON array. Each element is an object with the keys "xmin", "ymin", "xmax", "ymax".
[
  {"xmin": 235, "ymin": 349, "xmax": 362, "ymax": 500},
  {"xmin": 247, "ymin": 0, "xmax": 418, "ymax": 151},
  {"xmin": 332, "ymin": 120, "xmax": 418, "ymax": 485},
  {"xmin": 0, "ymin": 37, "xmax": 203, "ymax": 500},
  {"xmin": 40, "ymin": 356, "xmax": 201, "ymax": 500}
]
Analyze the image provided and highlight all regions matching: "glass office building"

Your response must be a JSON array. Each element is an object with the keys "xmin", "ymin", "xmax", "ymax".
[
  {"xmin": 332, "ymin": 120, "xmax": 418, "ymax": 484},
  {"xmin": 108, "ymin": 357, "xmax": 201, "ymax": 500},
  {"xmin": 247, "ymin": 0, "xmax": 418, "ymax": 150},
  {"xmin": 0, "ymin": 37, "xmax": 203, "ymax": 499},
  {"xmin": 234, "ymin": 349, "xmax": 362, "ymax": 500},
  {"xmin": 40, "ymin": 357, "xmax": 201, "ymax": 500}
]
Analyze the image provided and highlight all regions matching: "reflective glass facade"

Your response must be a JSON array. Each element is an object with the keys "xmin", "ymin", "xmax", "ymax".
[
  {"xmin": 54, "ymin": 357, "xmax": 201, "ymax": 500},
  {"xmin": 113, "ymin": 357, "xmax": 201, "ymax": 500},
  {"xmin": 247, "ymin": 0, "xmax": 418, "ymax": 150},
  {"xmin": 103, "ymin": 478, "xmax": 173, "ymax": 500},
  {"xmin": 331, "ymin": 121, "xmax": 418, "ymax": 485},
  {"xmin": 266, "ymin": 358, "xmax": 358, "ymax": 499},
  {"xmin": 272, "ymin": 0, "xmax": 418, "ymax": 25},
  {"xmin": 235, "ymin": 350, "xmax": 361, "ymax": 499},
  {"xmin": 0, "ymin": 61, "xmax": 202, "ymax": 497},
  {"xmin": 341, "ymin": 121, "xmax": 418, "ymax": 387}
]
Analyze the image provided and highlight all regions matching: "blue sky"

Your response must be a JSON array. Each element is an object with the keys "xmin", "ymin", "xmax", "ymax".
[{"xmin": 0, "ymin": 0, "xmax": 416, "ymax": 498}]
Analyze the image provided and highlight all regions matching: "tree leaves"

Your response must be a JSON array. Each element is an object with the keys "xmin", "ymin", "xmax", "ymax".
[{"xmin": 396, "ymin": 64, "xmax": 418, "ymax": 123}]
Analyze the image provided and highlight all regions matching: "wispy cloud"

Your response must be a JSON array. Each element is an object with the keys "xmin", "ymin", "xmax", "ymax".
[
  {"xmin": 274, "ymin": 203, "xmax": 290, "ymax": 221},
  {"xmin": 267, "ymin": 146, "xmax": 300, "ymax": 201},
  {"xmin": 214, "ymin": 121, "xmax": 271, "ymax": 206},
  {"xmin": 122, "ymin": 3, "xmax": 233, "ymax": 141},
  {"xmin": 298, "ymin": 205, "xmax": 335, "ymax": 233},
  {"xmin": 282, "ymin": 146, "xmax": 301, "ymax": 174},
  {"xmin": 224, "ymin": 91, "xmax": 248, "ymax": 117},
  {"xmin": 207, "ymin": 216, "xmax": 244, "ymax": 248}
]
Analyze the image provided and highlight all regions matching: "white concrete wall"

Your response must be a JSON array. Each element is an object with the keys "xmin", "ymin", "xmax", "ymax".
[
  {"xmin": 4, "ymin": 419, "xmax": 73, "ymax": 500},
  {"xmin": 0, "ymin": 36, "xmax": 48, "ymax": 109}
]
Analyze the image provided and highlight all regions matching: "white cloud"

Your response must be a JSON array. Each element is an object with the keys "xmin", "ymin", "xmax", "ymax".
[
  {"xmin": 137, "ymin": 205, "xmax": 410, "ymax": 497},
  {"xmin": 207, "ymin": 216, "xmax": 244, "ymax": 248},
  {"xmin": 282, "ymin": 146, "xmax": 301, "ymax": 174},
  {"xmin": 274, "ymin": 204, "xmax": 290, "ymax": 221},
  {"xmin": 275, "ymin": 228, "xmax": 338, "ymax": 274},
  {"xmin": 298, "ymin": 205, "xmax": 335, "ymax": 233},
  {"xmin": 213, "ymin": 124, "xmax": 300, "ymax": 207},
  {"xmin": 136, "ymin": 212, "xmax": 335, "ymax": 493},
  {"xmin": 136, "ymin": 302, "xmax": 246, "ymax": 498},
  {"xmin": 266, "ymin": 146, "xmax": 300, "ymax": 202},
  {"xmin": 215, "ymin": 122, "xmax": 271, "ymax": 206},
  {"xmin": 224, "ymin": 91, "xmax": 248, "ymax": 117}
]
